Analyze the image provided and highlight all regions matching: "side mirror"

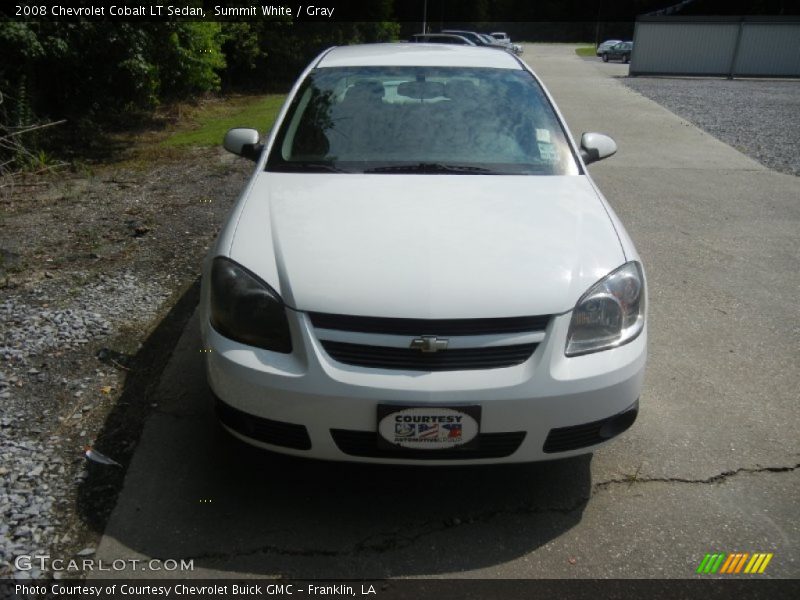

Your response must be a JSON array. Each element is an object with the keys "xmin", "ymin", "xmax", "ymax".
[
  {"xmin": 223, "ymin": 128, "xmax": 263, "ymax": 161},
  {"xmin": 580, "ymin": 132, "xmax": 617, "ymax": 165}
]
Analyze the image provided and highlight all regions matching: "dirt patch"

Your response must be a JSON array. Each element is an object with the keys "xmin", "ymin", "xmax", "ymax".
[{"xmin": 0, "ymin": 145, "xmax": 252, "ymax": 577}]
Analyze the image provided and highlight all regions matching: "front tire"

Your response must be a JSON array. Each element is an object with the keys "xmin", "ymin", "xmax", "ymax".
[
  {"xmin": 623, "ymin": 54, "xmax": 630, "ymax": 64},
  {"xmin": 602, "ymin": 53, "xmax": 609, "ymax": 62}
]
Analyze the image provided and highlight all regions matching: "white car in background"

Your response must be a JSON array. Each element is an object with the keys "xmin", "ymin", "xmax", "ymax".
[
  {"xmin": 490, "ymin": 31, "xmax": 523, "ymax": 55},
  {"xmin": 491, "ymin": 32, "xmax": 511, "ymax": 44},
  {"xmin": 202, "ymin": 43, "xmax": 647, "ymax": 464}
]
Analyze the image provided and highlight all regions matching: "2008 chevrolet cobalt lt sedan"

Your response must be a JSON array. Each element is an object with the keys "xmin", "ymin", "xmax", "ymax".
[{"xmin": 200, "ymin": 43, "xmax": 647, "ymax": 464}]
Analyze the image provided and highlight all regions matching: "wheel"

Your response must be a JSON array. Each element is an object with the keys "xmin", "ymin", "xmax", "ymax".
[
  {"xmin": 602, "ymin": 53, "xmax": 609, "ymax": 62},
  {"xmin": 623, "ymin": 54, "xmax": 629, "ymax": 64}
]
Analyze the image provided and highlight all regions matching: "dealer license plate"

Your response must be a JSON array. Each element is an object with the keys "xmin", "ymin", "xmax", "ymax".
[{"xmin": 377, "ymin": 405, "xmax": 481, "ymax": 450}]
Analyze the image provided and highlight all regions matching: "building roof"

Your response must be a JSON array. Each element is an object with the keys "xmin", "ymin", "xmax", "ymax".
[{"xmin": 317, "ymin": 43, "xmax": 522, "ymax": 69}]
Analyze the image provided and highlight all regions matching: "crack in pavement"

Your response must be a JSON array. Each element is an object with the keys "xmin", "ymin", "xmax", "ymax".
[
  {"xmin": 594, "ymin": 463, "xmax": 800, "ymax": 490},
  {"xmin": 137, "ymin": 462, "xmax": 799, "ymax": 565}
]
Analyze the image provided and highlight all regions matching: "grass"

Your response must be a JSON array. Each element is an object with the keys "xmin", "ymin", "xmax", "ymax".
[
  {"xmin": 162, "ymin": 94, "xmax": 286, "ymax": 148},
  {"xmin": 575, "ymin": 45, "xmax": 596, "ymax": 57}
]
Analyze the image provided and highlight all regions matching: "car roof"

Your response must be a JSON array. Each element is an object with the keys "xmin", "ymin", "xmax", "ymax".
[{"xmin": 317, "ymin": 43, "xmax": 521, "ymax": 69}]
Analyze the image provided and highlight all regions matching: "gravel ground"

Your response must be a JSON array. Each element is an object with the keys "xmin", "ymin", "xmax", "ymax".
[
  {"xmin": 0, "ymin": 270, "xmax": 171, "ymax": 580},
  {"xmin": 621, "ymin": 77, "xmax": 800, "ymax": 176},
  {"xmin": 0, "ymin": 148, "xmax": 250, "ymax": 579}
]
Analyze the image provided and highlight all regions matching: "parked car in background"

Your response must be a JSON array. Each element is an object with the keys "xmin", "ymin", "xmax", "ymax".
[
  {"xmin": 602, "ymin": 41, "xmax": 633, "ymax": 63},
  {"xmin": 206, "ymin": 44, "xmax": 646, "ymax": 464},
  {"xmin": 439, "ymin": 30, "xmax": 519, "ymax": 55},
  {"xmin": 491, "ymin": 32, "xmax": 511, "ymax": 44},
  {"xmin": 477, "ymin": 32, "xmax": 507, "ymax": 48},
  {"xmin": 409, "ymin": 33, "xmax": 476, "ymax": 46},
  {"xmin": 480, "ymin": 33, "xmax": 524, "ymax": 55},
  {"xmin": 489, "ymin": 31, "xmax": 523, "ymax": 55},
  {"xmin": 440, "ymin": 30, "xmax": 495, "ymax": 47},
  {"xmin": 596, "ymin": 39, "xmax": 622, "ymax": 57}
]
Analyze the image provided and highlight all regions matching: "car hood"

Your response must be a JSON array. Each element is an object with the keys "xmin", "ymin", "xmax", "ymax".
[{"xmin": 228, "ymin": 173, "xmax": 625, "ymax": 318}]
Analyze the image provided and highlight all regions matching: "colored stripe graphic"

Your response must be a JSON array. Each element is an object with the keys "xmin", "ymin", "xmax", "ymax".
[
  {"xmin": 732, "ymin": 553, "xmax": 749, "ymax": 573},
  {"xmin": 735, "ymin": 552, "xmax": 750, "ymax": 573},
  {"xmin": 697, "ymin": 553, "xmax": 727, "ymax": 574},
  {"xmin": 698, "ymin": 552, "xmax": 774, "ymax": 574},
  {"xmin": 758, "ymin": 554, "xmax": 773, "ymax": 573},
  {"xmin": 696, "ymin": 554, "xmax": 713, "ymax": 574},
  {"xmin": 719, "ymin": 554, "xmax": 735, "ymax": 573},
  {"xmin": 710, "ymin": 553, "xmax": 726, "ymax": 573},
  {"xmin": 745, "ymin": 554, "xmax": 761, "ymax": 574},
  {"xmin": 744, "ymin": 553, "xmax": 774, "ymax": 574}
]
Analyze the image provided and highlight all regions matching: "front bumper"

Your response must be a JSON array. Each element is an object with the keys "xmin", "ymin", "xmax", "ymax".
[{"xmin": 201, "ymin": 306, "xmax": 647, "ymax": 465}]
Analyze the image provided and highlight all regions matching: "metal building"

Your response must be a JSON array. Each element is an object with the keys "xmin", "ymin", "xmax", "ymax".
[{"xmin": 630, "ymin": 16, "xmax": 800, "ymax": 77}]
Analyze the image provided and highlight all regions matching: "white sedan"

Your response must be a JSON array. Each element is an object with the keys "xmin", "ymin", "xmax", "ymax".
[{"xmin": 201, "ymin": 43, "xmax": 647, "ymax": 464}]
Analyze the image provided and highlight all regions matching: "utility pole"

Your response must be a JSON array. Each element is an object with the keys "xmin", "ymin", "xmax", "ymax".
[{"xmin": 594, "ymin": 1, "xmax": 601, "ymax": 49}]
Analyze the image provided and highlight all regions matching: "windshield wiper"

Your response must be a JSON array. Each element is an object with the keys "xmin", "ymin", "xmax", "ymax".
[{"xmin": 363, "ymin": 163, "xmax": 500, "ymax": 174}]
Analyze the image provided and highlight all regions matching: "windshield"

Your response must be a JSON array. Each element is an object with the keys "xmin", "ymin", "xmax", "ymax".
[{"xmin": 266, "ymin": 66, "xmax": 580, "ymax": 175}]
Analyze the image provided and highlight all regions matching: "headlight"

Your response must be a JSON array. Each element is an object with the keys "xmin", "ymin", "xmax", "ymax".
[
  {"xmin": 565, "ymin": 261, "xmax": 645, "ymax": 357},
  {"xmin": 210, "ymin": 257, "xmax": 292, "ymax": 353}
]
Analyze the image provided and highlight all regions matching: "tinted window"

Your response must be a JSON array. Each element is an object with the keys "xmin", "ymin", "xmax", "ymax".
[{"xmin": 266, "ymin": 66, "xmax": 579, "ymax": 176}]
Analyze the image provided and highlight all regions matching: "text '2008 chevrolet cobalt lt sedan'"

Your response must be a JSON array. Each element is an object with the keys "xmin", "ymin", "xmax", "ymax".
[{"xmin": 201, "ymin": 43, "xmax": 647, "ymax": 464}]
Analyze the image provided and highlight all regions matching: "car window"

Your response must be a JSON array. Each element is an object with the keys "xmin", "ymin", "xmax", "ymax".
[{"xmin": 266, "ymin": 66, "xmax": 580, "ymax": 176}]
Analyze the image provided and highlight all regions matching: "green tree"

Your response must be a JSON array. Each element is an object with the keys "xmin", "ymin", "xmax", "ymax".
[{"xmin": 150, "ymin": 22, "xmax": 226, "ymax": 99}]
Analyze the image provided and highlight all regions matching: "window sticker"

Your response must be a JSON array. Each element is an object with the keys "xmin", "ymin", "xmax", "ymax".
[
  {"xmin": 538, "ymin": 141, "xmax": 558, "ymax": 162},
  {"xmin": 535, "ymin": 128, "xmax": 551, "ymax": 143}
]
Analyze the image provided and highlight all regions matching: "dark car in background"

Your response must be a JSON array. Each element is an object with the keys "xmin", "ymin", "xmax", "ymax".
[
  {"xmin": 601, "ymin": 42, "xmax": 633, "ymax": 63},
  {"xmin": 596, "ymin": 39, "xmax": 622, "ymax": 57}
]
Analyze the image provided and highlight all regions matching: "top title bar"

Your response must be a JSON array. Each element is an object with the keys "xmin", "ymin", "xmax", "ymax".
[{"xmin": 4, "ymin": 0, "xmax": 798, "ymax": 23}]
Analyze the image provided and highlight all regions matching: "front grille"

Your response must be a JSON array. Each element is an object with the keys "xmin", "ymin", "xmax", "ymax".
[
  {"xmin": 331, "ymin": 429, "xmax": 526, "ymax": 459},
  {"xmin": 310, "ymin": 312, "xmax": 550, "ymax": 372},
  {"xmin": 215, "ymin": 397, "xmax": 312, "ymax": 450},
  {"xmin": 543, "ymin": 401, "xmax": 639, "ymax": 453},
  {"xmin": 309, "ymin": 312, "xmax": 551, "ymax": 336},
  {"xmin": 320, "ymin": 340, "xmax": 537, "ymax": 371}
]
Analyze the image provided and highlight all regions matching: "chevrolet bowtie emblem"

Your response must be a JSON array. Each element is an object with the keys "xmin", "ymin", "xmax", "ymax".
[{"xmin": 409, "ymin": 336, "xmax": 449, "ymax": 353}]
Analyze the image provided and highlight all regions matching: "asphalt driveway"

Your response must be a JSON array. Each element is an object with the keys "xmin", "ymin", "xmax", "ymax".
[{"xmin": 93, "ymin": 44, "xmax": 800, "ymax": 579}]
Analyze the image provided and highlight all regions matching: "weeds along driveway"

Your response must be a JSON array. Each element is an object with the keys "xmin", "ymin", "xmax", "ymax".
[{"xmin": 88, "ymin": 45, "xmax": 800, "ymax": 579}]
